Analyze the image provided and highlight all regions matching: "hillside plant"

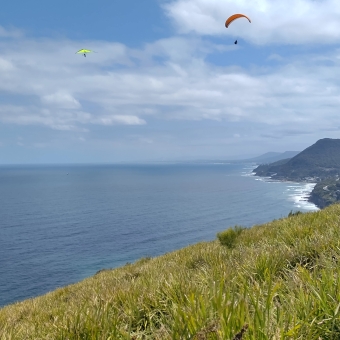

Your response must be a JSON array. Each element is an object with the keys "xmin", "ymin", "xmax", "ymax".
[
  {"xmin": 287, "ymin": 210, "xmax": 302, "ymax": 217},
  {"xmin": 217, "ymin": 225, "xmax": 245, "ymax": 248}
]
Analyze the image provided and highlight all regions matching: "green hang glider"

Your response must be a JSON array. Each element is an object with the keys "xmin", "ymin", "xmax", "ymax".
[{"xmin": 75, "ymin": 49, "xmax": 96, "ymax": 57}]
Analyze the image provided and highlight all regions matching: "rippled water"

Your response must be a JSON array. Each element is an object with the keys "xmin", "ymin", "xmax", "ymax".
[{"xmin": 0, "ymin": 163, "xmax": 318, "ymax": 307}]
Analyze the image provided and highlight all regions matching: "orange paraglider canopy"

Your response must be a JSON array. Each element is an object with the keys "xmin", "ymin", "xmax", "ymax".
[{"xmin": 225, "ymin": 14, "xmax": 251, "ymax": 28}]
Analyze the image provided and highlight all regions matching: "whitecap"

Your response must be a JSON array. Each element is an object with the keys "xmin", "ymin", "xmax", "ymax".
[{"xmin": 284, "ymin": 182, "xmax": 318, "ymax": 211}]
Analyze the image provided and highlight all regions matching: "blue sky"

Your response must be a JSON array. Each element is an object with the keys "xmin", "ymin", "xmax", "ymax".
[{"xmin": 1, "ymin": 0, "xmax": 340, "ymax": 163}]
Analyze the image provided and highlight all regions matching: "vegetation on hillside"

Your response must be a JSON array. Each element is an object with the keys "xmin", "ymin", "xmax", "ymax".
[
  {"xmin": 2, "ymin": 204, "xmax": 340, "ymax": 339},
  {"xmin": 253, "ymin": 138, "xmax": 340, "ymax": 182},
  {"xmin": 251, "ymin": 158, "xmax": 291, "ymax": 177},
  {"xmin": 309, "ymin": 178, "xmax": 340, "ymax": 208}
]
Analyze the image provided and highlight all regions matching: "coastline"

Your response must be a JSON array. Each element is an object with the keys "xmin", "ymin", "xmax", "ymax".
[
  {"xmin": 240, "ymin": 163, "xmax": 319, "ymax": 210},
  {"xmin": 251, "ymin": 171, "xmax": 319, "ymax": 210},
  {"xmin": 3, "ymin": 162, "xmax": 321, "ymax": 308}
]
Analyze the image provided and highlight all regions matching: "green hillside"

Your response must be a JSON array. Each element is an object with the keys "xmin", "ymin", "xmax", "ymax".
[
  {"xmin": 253, "ymin": 138, "xmax": 340, "ymax": 181},
  {"xmin": 250, "ymin": 158, "xmax": 291, "ymax": 177},
  {"xmin": 2, "ymin": 205, "xmax": 340, "ymax": 339}
]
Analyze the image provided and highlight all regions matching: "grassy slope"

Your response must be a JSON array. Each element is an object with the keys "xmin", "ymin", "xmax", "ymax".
[{"xmin": 2, "ymin": 205, "xmax": 340, "ymax": 339}]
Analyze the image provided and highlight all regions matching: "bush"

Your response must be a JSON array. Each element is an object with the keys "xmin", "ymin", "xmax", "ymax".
[
  {"xmin": 217, "ymin": 225, "xmax": 245, "ymax": 248},
  {"xmin": 288, "ymin": 210, "xmax": 303, "ymax": 217}
]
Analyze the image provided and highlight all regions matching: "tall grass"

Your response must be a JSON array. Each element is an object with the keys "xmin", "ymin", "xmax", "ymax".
[{"xmin": 1, "ymin": 204, "xmax": 340, "ymax": 339}]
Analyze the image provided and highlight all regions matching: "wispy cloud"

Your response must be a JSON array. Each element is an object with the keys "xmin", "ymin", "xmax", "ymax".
[
  {"xmin": 0, "ymin": 25, "xmax": 22, "ymax": 39},
  {"xmin": 41, "ymin": 92, "xmax": 81, "ymax": 109}
]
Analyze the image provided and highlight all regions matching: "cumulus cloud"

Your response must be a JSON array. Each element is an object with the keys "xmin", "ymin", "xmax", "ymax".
[
  {"xmin": 0, "ymin": 33, "xmax": 340, "ymax": 134},
  {"xmin": 164, "ymin": 0, "xmax": 340, "ymax": 44},
  {"xmin": 1, "ymin": 14, "xmax": 340, "ymax": 161}
]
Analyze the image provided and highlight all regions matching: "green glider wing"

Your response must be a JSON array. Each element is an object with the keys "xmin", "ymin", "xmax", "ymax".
[{"xmin": 75, "ymin": 49, "xmax": 96, "ymax": 57}]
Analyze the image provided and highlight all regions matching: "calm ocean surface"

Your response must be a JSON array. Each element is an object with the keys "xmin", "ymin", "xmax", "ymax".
[{"xmin": 0, "ymin": 163, "xmax": 318, "ymax": 307}]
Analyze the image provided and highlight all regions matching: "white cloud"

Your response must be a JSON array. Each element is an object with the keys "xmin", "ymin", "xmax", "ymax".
[
  {"xmin": 97, "ymin": 115, "xmax": 146, "ymax": 125},
  {"xmin": 41, "ymin": 92, "xmax": 81, "ymax": 109},
  {"xmin": 1, "ymin": 20, "xmax": 340, "ymax": 161},
  {"xmin": 0, "ymin": 57, "xmax": 16, "ymax": 71},
  {"xmin": 267, "ymin": 54, "xmax": 284, "ymax": 61},
  {"xmin": 0, "ymin": 105, "xmax": 90, "ymax": 131},
  {"xmin": 164, "ymin": 0, "xmax": 340, "ymax": 44}
]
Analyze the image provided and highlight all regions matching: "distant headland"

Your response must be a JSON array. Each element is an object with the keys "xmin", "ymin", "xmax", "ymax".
[{"xmin": 252, "ymin": 138, "xmax": 340, "ymax": 209}]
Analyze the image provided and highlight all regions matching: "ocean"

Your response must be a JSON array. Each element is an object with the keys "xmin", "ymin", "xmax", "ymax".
[{"xmin": 0, "ymin": 163, "xmax": 318, "ymax": 307}]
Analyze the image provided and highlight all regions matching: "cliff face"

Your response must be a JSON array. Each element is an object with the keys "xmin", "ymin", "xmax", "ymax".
[
  {"xmin": 308, "ymin": 178, "xmax": 340, "ymax": 208},
  {"xmin": 253, "ymin": 138, "xmax": 340, "ymax": 182}
]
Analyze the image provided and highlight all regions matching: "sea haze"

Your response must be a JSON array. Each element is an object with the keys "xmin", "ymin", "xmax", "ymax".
[{"xmin": 0, "ymin": 163, "xmax": 318, "ymax": 307}]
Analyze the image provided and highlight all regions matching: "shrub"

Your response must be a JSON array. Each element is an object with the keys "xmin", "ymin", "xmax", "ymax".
[
  {"xmin": 217, "ymin": 225, "xmax": 245, "ymax": 248},
  {"xmin": 288, "ymin": 210, "xmax": 303, "ymax": 217}
]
